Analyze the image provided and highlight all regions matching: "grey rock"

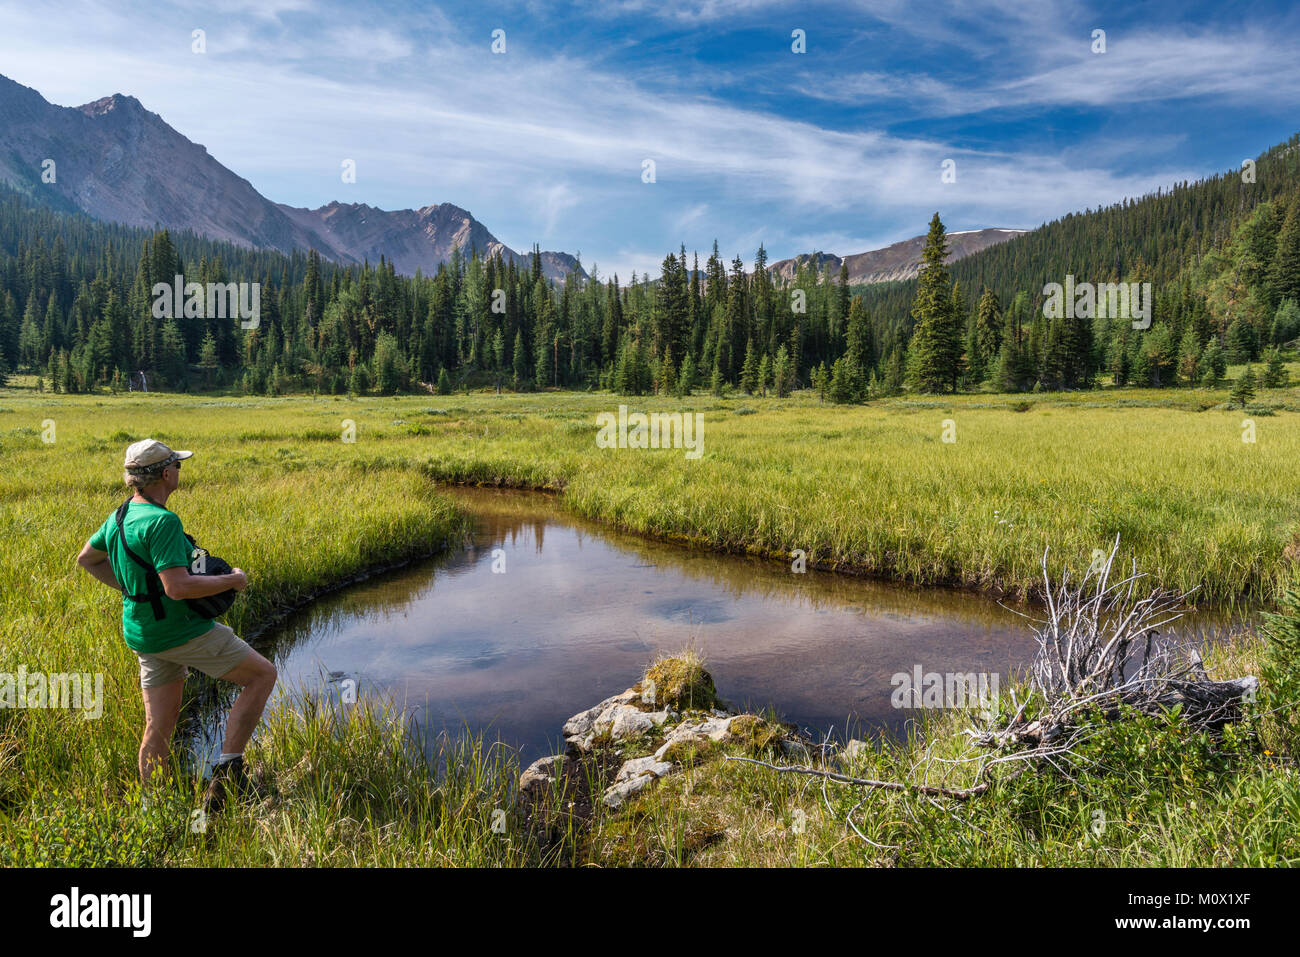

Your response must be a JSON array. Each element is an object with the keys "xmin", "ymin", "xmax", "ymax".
[
  {"xmin": 614, "ymin": 756, "xmax": 674, "ymax": 784},
  {"xmin": 517, "ymin": 754, "xmax": 565, "ymax": 805},
  {"xmin": 602, "ymin": 758, "xmax": 674, "ymax": 810},
  {"xmin": 840, "ymin": 739, "xmax": 871, "ymax": 764}
]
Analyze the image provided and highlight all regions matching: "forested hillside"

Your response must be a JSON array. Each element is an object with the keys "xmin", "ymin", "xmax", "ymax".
[{"xmin": 1, "ymin": 132, "xmax": 1298, "ymax": 398}]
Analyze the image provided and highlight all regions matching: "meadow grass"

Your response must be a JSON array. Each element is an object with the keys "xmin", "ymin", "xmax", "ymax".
[{"xmin": 1, "ymin": 380, "xmax": 1297, "ymax": 865}]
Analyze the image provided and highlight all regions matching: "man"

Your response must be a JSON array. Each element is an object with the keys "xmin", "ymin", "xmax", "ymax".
[{"xmin": 76, "ymin": 439, "xmax": 277, "ymax": 812}]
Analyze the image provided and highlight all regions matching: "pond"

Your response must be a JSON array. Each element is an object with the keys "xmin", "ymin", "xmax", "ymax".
[{"xmin": 242, "ymin": 486, "xmax": 1243, "ymax": 764}]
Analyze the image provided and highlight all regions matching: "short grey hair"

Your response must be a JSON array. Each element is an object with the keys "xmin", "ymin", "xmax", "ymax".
[{"xmin": 124, "ymin": 462, "xmax": 169, "ymax": 489}]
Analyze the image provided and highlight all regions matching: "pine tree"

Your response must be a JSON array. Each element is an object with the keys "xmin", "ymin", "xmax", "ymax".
[
  {"xmin": 512, "ymin": 330, "xmax": 527, "ymax": 388},
  {"xmin": 1137, "ymin": 324, "xmax": 1176, "ymax": 387},
  {"xmin": 159, "ymin": 318, "xmax": 187, "ymax": 389},
  {"xmin": 677, "ymin": 353, "xmax": 696, "ymax": 397},
  {"xmin": 437, "ymin": 366, "xmax": 452, "ymax": 395},
  {"xmin": 350, "ymin": 361, "xmax": 370, "ymax": 396},
  {"xmin": 740, "ymin": 338, "xmax": 758, "ymax": 394},
  {"xmin": 1177, "ymin": 326, "xmax": 1202, "ymax": 385},
  {"xmin": 1262, "ymin": 347, "xmax": 1290, "ymax": 388},
  {"xmin": 660, "ymin": 344, "xmax": 677, "ymax": 396},
  {"xmin": 1225, "ymin": 318, "xmax": 1258, "ymax": 363},
  {"xmin": 973, "ymin": 288, "xmax": 1002, "ymax": 383},
  {"xmin": 1272, "ymin": 299, "xmax": 1300, "ymax": 345},
  {"xmin": 772, "ymin": 344, "xmax": 792, "ymax": 397},
  {"xmin": 757, "ymin": 353, "xmax": 772, "ymax": 397},
  {"xmin": 844, "ymin": 295, "xmax": 872, "ymax": 386},
  {"xmin": 1230, "ymin": 365, "xmax": 1256, "ymax": 407},
  {"xmin": 197, "ymin": 331, "xmax": 220, "ymax": 388},
  {"xmin": 904, "ymin": 214, "xmax": 960, "ymax": 392},
  {"xmin": 1198, "ymin": 336, "xmax": 1227, "ymax": 386}
]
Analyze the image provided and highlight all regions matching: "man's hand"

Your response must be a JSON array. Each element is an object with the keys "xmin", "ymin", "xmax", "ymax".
[{"xmin": 228, "ymin": 568, "xmax": 249, "ymax": 592}]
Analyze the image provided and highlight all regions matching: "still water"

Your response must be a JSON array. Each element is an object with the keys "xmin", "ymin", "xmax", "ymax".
[{"xmin": 256, "ymin": 487, "xmax": 1240, "ymax": 763}]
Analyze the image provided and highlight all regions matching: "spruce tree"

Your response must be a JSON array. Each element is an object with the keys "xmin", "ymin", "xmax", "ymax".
[
  {"xmin": 1230, "ymin": 365, "xmax": 1256, "ymax": 408},
  {"xmin": 512, "ymin": 330, "xmax": 527, "ymax": 388},
  {"xmin": 677, "ymin": 353, "xmax": 696, "ymax": 397},
  {"xmin": 1198, "ymin": 336, "xmax": 1227, "ymax": 387},
  {"xmin": 349, "ymin": 361, "xmax": 370, "ymax": 396},
  {"xmin": 1177, "ymin": 327, "xmax": 1202, "ymax": 385},
  {"xmin": 740, "ymin": 338, "xmax": 758, "ymax": 394},
  {"xmin": 773, "ymin": 345, "xmax": 793, "ymax": 397},
  {"xmin": 905, "ymin": 214, "xmax": 960, "ymax": 392},
  {"xmin": 1262, "ymin": 347, "xmax": 1290, "ymax": 388},
  {"xmin": 974, "ymin": 288, "xmax": 1002, "ymax": 383},
  {"xmin": 757, "ymin": 353, "xmax": 772, "ymax": 397}
]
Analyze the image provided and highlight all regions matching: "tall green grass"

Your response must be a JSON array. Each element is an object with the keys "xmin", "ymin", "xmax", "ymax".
[{"xmin": 1, "ymin": 385, "xmax": 1297, "ymax": 865}]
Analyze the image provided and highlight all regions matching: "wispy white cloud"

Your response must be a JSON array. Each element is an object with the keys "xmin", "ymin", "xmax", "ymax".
[
  {"xmin": 797, "ymin": 25, "xmax": 1300, "ymax": 115},
  {"xmin": 0, "ymin": 0, "xmax": 1286, "ymax": 280}
]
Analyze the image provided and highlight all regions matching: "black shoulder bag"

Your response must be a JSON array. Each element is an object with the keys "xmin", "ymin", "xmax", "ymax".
[{"xmin": 112, "ymin": 497, "xmax": 237, "ymax": 620}]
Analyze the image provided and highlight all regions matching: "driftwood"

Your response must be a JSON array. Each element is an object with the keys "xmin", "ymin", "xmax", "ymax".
[
  {"xmin": 726, "ymin": 537, "xmax": 1259, "ymax": 840},
  {"xmin": 976, "ymin": 537, "xmax": 1258, "ymax": 749}
]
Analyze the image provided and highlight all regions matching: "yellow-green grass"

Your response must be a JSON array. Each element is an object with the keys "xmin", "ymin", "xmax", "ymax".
[{"xmin": 1, "ymin": 382, "xmax": 1297, "ymax": 866}]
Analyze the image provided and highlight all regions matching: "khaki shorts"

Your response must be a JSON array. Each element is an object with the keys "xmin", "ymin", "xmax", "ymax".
[{"xmin": 137, "ymin": 622, "xmax": 254, "ymax": 689}]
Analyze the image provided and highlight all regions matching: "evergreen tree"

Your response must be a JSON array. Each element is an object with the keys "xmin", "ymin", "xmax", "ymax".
[
  {"xmin": 660, "ymin": 344, "xmax": 677, "ymax": 396},
  {"xmin": 757, "ymin": 353, "xmax": 772, "ymax": 397},
  {"xmin": 973, "ymin": 288, "xmax": 1002, "ymax": 383},
  {"xmin": 197, "ymin": 332, "xmax": 220, "ymax": 388},
  {"xmin": 1177, "ymin": 327, "xmax": 1202, "ymax": 385},
  {"xmin": 677, "ymin": 353, "xmax": 697, "ymax": 397},
  {"xmin": 740, "ymin": 339, "xmax": 758, "ymax": 394},
  {"xmin": 1272, "ymin": 299, "xmax": 1300, "ymax": 345},
  {"xmin": 1225, "ymin": 318, "xmax": 1258, "ymax": 363},
  {"xmin": 512, "ymin": 330, "xmax": 527, "ymax": 388},
  {"xmin": 437, "ymin": 366, "xmax": 452, "ymax": 395},
  {"xmin": 1230, "ymin": 365, "xmax": 1256, "ymax": 407},
  {"xmin": 1261, "ymin": 347, "xmax": 1290, "ymax": 388},
  {"xmin": 1137, "ymin": 324, "xmax": 1176, "ymax": 387},
  {"xmin": 904, "ymin": 214, "xmax": 961, "ymax": 392},
  {"xmin": 772, "ymin": 344, "xmax": 792, "ymax": 397},
  {"xmin": 1198, "ymin": 336, "xmax": 1227, "ymax": 387},
  {"xmin": 349, "ymin": 361, "xmax": 370, "ymax": 396}
]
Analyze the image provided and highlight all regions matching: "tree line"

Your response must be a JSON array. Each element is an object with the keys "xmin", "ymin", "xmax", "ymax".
[{"xmin": 1, "ymin": 131, "xmax": 1297, "ymax": 398}]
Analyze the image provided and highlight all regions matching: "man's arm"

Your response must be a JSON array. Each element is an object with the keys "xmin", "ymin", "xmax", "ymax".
[
  {"xmin": 158, "ymin": 565, "xmax": 248, "ymax": 600},
  {"xmin": 76, "ymin": 542, "xmax": 122, "ymax": 590}
]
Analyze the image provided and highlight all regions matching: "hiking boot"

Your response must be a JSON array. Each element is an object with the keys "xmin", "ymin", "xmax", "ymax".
[{"xmin": 203, "ymin": 756, "xmax": 250, "ymax": 814}]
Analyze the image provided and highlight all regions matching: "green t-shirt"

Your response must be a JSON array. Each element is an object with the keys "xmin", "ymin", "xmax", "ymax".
[{"xmin": 89, "ymin": 500, "xmax": 214, "ymax": 654}]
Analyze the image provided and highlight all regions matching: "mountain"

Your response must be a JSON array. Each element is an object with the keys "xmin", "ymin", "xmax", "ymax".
[
  {"xmin": 276, "ymin": 200, "xmax": 582, "ymax": 281},
  {"xmin": 769, "ymin": 228, "xmax": 1027, "ymax": 285},
  {"xmin": 0, "ymin": 73, "xmax": 581, "ymax": 281}
]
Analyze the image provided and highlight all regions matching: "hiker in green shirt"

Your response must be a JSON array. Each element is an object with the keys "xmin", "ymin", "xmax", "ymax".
[{"xmin": 76, "ymin": 439, "xmax": 276, "ymax": 811}]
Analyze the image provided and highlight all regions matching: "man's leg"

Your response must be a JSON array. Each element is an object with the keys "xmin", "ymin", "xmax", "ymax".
[
  {"xmin": 217, "ymin": 649, "xmax": 277, "ymax": 754},
  {"xmin": 140, "ymin": 677, "xmax": 185, "ymax": 785}
]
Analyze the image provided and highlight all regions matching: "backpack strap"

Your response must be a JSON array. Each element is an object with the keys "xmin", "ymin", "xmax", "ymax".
[{"xmin": 114, "ymin": 497, "xmax": 167, "ymax": 621}]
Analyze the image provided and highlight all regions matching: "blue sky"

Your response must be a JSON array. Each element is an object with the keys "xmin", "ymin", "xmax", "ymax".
[{"xmin": 1, "ymin": 0, "xmax": 1297, "ymax": 281}]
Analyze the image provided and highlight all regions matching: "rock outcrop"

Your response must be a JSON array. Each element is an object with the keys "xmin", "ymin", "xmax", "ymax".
[{"xmin": 523, "ymin": 659, "xmax": 811, "ymax": 812}]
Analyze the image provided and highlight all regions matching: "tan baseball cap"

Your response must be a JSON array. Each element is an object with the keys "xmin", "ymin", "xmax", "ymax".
[{"xmin": 124, "ymin": 439, "xmax": 193, "ymax": 473}]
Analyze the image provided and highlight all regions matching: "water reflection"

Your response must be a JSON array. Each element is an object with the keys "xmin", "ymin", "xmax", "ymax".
[{"xmin": 255, "ymin": 486, "xmax": 1247, "ymax": 763}]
